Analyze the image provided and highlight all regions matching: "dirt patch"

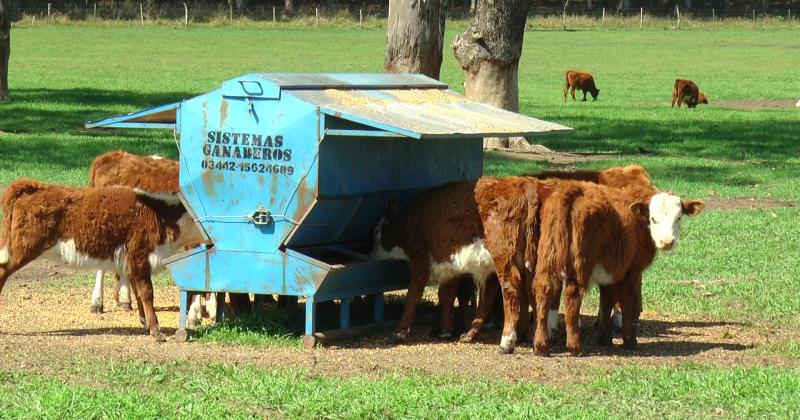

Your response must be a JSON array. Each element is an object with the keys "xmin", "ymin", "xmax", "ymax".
[
  {"xmin": 714, "ymin": 99, "xmax": 798, "ymax": 110},
  {"xmin": 704, "ymin": 197, "xmax": 796, "ymax": 211},
  {"xmin": 487, "ymin": 145, "xmax": 625, "ymax": 165},
  {"xmin": 0, "ymin": 266, "xmax": 798, "ymax": 384}
]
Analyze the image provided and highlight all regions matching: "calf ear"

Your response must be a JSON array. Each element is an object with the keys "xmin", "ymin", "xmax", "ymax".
[
  {"xmin": 629, "ymin": 201, "xmax": 649, "ymax": 218},
  {"xmin": 682, "ymin": 200, "xmax": 705, "ymax": 216}
]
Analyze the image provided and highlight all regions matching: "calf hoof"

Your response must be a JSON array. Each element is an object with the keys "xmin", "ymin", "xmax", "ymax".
[
  {"xmin": 89, "ymin": 305, "xmax": 103, "ymax": 314},
  {"xmin": 139, "ymin": 316, "xmax": 146, "ymax": 327},
  {"xmin": 568, "ymin": 347, "xmax": 583, "ymax": 357},
  {"xmin": 533, "ymin": 345, "xmax": 550, "ymax": 357},
  {"xmin": 498, "ymin": 345, "xmax": 515, "ymax": 355},
  {"xmin": 118, "ymin": 302, "xmax": 133, "ymax": 311},
  {"xmin": 388, "ymin": 331, "xmax": 408, "ymax": 344},
  {"xmin": 622, "ymin": 337, "xmax": 638, "ymax": 350},
  {"xmin": 459, "ymin": 329, "xmax": 478, "ymax": 343},
  {"xmin": 597, "ymin": 333, "xmax": 613, "ymax": 347},
  {"xmin": 498, "ymin": 333, "xmax": 518, "ymax": 354}
]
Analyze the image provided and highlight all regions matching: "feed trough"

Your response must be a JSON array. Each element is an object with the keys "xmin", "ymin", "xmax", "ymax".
[{"xmin": 86, "ymin": 73, "xmax": 572, "ymax": 344}]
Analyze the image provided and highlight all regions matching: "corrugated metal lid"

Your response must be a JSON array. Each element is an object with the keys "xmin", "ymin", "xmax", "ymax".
[{"xmin": 293, "ymin": 88, "xmax": 573, "ymax": 139}]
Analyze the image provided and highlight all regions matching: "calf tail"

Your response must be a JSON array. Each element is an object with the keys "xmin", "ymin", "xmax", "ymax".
[
  {"xmin": 537, "ymin": 185, "xmax": 581, "ymax": 284},
  {"xmin": 0, "ymin": 179, "xmax": 45, "ymax": 266},
  {"xmin": 522, "ymin": 181, "xmax": 541, "ymax": 275}
]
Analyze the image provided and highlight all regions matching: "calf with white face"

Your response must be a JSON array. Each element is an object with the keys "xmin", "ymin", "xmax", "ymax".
[{"xmin": 532, "ymin": 183, "xmax": 704, "ymax": 357}]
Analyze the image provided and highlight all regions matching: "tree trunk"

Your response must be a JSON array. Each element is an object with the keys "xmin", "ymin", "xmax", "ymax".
[
  {"xmin": 384, "ymin": 0, "xmax": 447, "ymax": 80},
  {"xmin": 283, "ymin": 0, "xmax": 293, "ymax": 17},
  {"xmin": 453, "ymin": 0, "xmax": 530, "ymax": 149},
  {"xmin": 0, "ymin": 0, "xmax": 10, "ymax": 101}
]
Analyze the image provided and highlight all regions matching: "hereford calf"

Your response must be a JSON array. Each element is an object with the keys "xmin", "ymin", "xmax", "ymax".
[
  {"xmin": 372, "ymin": 177, "xmax": 540, "ymax": 351},
  {"xmin": 0, "ymin": 179, "xmax": 204, "ymax": 340},
  {"xmin": 671, "ymin": 79, "xmax": 708, "ymax": 108},
  {"xmin": 531, "ymin": 181, "xmax": 704, "ymax": 356},
  {"xmin": 88, "ymin": 151, "xmax": 180, "ymax": 314},
  {"xmin": 458, "ymin": 165, "xmax": 656, "ymax": 343},
  {"xmin": 564, "ymin": 70, "xmax": 600, "ymax": 102}
]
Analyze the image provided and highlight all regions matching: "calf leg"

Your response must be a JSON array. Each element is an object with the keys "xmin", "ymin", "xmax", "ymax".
[
  {"xmin": 186, "ymin": 293, "xmax": 203, "ymax": 328},
  {"xmin": 460, "ymin": 274, "xmax": 499, "ymax": 343},
  {"xmin": 90, "ymin": 270, "xmax": 105, "ymax": 313},
  {"xmin": 596, "ymin": 286, "xmax": 615, "ymax": 346},
  {"xmin": 114, "ymin": 273, "xmax": 133, "ymax": 311},
  {"xmin": 437, "ymin": 279, "xmax": 459, "ymax": 339},
  {"xmin": 570, "ymin": 85, "xmax": 577, "ymax": 101},
  {"xmin": 563, "ymin": 281, "xmax": 585, "ymax": 356},
  {"xmin": 532, "ymin": 271, "xmax": 555, "ymax": 357},
  {"xmin": 392, "ymin": 262, "xmax": 431, "ymax": 342},
  {"xmin": 127, "ymin": 265, "xmax": 163, "ymax": 341},
  {"xmin": 547, "ymin": 279, "xmax": 563, "ymax": 337},
  {"xmin": 563, "ymin": 83, "xmax": 570, "ymax": 102},
  {"xmin": 581, "ymin": 89, "xmax": 588, "ymax": 101},
  {"xmin": 620, "ymin": 279, "xmax": 638, "ymax": 349},
  {"xmin": 497, "ymin": 264, "xmax": 525, "ymax": 354}
]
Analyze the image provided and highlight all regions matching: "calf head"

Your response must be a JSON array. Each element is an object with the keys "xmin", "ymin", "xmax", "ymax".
[
  {"xmin": 591, "ymin": 88, "xmax": 600, "ymax": 100},
  {"xmin": 631, "ymin": 192, "xmax": 705, "ymax": 251},
  {"xmin": 698, "ymin": 92, "xmax": 709, "ymax": 105},
  {"xmin": 369, "ymin": 201, "xmax": 408, "ymax": 261}
]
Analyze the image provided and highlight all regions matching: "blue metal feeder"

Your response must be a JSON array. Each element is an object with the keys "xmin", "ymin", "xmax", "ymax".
[{"xmin": 86, "ymin": 73, "xmax": 572, "ymax": 344}]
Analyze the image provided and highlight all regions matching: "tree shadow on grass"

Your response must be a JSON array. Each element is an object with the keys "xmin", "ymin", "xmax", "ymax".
[{"xmin": 0, "ymin": 87, "xmax": 196, "ymax": 134}]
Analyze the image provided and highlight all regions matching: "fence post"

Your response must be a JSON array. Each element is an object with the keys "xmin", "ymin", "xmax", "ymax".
[
  {"xmin": 562, "ymin": 2, "xmax": 567, "ymax": 31},
  {"xmin": 315, "ymin": 7, "xmax": 319, "ymax": 27},
  {"xmin": 640, "ymin": 7, "xmax": 643, "ymax": 29},
  {"xmin": 676, "ymin": 5, "xmax": 680, "ymax": 29},
  {"xmin": 359, "ymin": 8, "xmax": 363, "ymax": 28},
  {"xmin": 712, "ymin": 8, "xmax": 715, "ymax": 21},
  {"xmin": 752, "ymin": 9, "xmax": 755, "ymax": 23},
  {"xmin": 183, "ymin": 2, "xmax": 188, "ymax": 27},
  {"xmin": 602, "ymin": 7, "xmax": 605, "ymax": 23},
  {"xmin": 789, "ymin": 9, "xmax": 791, "ymax": 20},
  {"xmin": 272, "ymin": 7, "xmax": 276, "ymax": 27},
  {"xmin": 47, "ymin": 3, "xmax": 51, "ymax": 20},
  {"xmin": 93, "ymin": 3, "xmax": 97, "ymax": 21},
  {"xmin": 229, "ymin": 3, "xmax": 233, "ymax": 21},
  {"xmin": 140, "ymin": 3, "xmax": 144, "ymax": 25}
]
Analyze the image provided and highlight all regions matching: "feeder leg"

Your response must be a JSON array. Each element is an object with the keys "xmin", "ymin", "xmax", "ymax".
[
  {"xmin": 339, "ymin": 297, "xmax": 352, "ymax": 329},
  {"xmin": 175, "ymin": 290, "xmax": 189, "ymax": 342},
  {"xmin": 304, "ymin": 296, "xmax": 317, "ymax": 336},
  {"xmin": 215, "ymin": 292, "xmax": 226, "ymax": 324},
  {"xmin": 374, "ymin": 292, "xmax": 385, "ymax": 323}
]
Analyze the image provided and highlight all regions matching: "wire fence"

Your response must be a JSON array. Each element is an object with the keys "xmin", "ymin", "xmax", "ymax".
[{"xmin": 11, "ymin": 3, "xmax": 800, "ymax": 25}]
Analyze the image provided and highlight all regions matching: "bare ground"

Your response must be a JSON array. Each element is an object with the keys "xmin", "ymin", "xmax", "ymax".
[
  {"xmin": 713, "ymin": 99, "xmax": 798, "ymax": 110},
  {"xmin": 0, "ymin": 259, "xmax": 797, "ymax": 384}
]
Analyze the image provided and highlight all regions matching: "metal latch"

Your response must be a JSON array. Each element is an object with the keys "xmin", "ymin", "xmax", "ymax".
[{"xmin": 250, "ymin": 205, "xmax": 272, "ymax": 225}]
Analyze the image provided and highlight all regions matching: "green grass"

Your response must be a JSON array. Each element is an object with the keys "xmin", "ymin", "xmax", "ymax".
[{"xmin": 1, "ymin": 359, "xmax": 798, "ymax": 418}]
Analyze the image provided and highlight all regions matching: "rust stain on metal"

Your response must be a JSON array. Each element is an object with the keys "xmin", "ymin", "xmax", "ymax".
[
  {"xmin": 220, "ymin": 99, "xmax": 229, "ymax": 126},
  {"xmin": 291, "ymin": 177, "xmax": 316, "ymax": 223}
]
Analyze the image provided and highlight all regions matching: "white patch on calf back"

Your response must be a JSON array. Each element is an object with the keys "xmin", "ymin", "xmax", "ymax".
[
  {"xmin": 0, "ymin": 247, "xmax": 9, "ymax": 264},
  {"xmin": 43, "ymin": 239, "xmax": 121, "ymax": 272},
  {"xmin": 589, "ymin": 264, "xmax": 614, "ymax": 286},
  {"xmin": 430, "ymin": 238, "xmax": 495, "ymax": 288},
  {"xmin": 150, "ymin": 155, "xmax": 164, "ymax": 160}
]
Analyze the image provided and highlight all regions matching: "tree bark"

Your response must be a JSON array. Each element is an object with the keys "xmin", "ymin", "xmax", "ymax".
[
  {"xmin": 453, "ymin": 0, "xmax": 530, "ymax": 148},
  {"xmin": 0, "ymin": 0, "xmax": 10, "ymax": 101},
  {"xmin": 384, "ymin": 0, "xmax": 447, "ymax": 80},
  {"xmin": 283, "ymin": 0, "xmax": 293, "ymax": 17}
]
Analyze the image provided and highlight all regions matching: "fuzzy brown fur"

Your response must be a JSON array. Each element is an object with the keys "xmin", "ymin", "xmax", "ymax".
[
  {"xmin": 564, "ymin": 70, "xmax": 600, "ymax": 102},
  {"xmin": 0, "ymin": 178, "xmax": 202, "ymax": 340},
  {"xmin": 89, "ymin": 150, "xmax": 179, "ymax": 192},
  {"xmin": 672, "ymin": 79, "xmax": 709, "ymax": 108},
  {"xmin": 531, "ymin": 181, "xmax": 703, "ymax": 356}
]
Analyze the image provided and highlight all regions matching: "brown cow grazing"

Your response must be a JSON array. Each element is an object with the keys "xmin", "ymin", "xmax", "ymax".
[
  {"xmin": 372, "ymin": 177, "xmax": 541, "ymax": 351},
  {"xmin": 458, "ymin": 165, "xmax": 656, "ymax": 344},
  {"xmin": 672, "ymin": 79, "xmax": 708, "ymax": 108},
  {"xmin": 88, "ymin": 151, "xmax": 179, "ymax": 314},
  {"xmin": 0, "ymin": 179, "xmax": 204, "ymax": 340},
  {"xmin": 564, "ymin": 70, "xmax": 600, "ymax": 102},
  {"xmin": 531, "ymin": 181, "xmax": 704, "ymax": 356}
]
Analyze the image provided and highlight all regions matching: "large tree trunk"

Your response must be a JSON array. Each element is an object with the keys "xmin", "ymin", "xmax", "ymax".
[
  {"xmin": 0, "ymin": 0, "xmax": 10, "ymax": 101},
  {"xmin": 384, "ymin": 0, "xmax": 447, "ymax": 80},
  {"xmin": 453, "ymin": 0, "xmax": 530, "ymax": 149}
]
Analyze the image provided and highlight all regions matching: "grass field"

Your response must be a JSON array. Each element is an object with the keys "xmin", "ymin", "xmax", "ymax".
[{"xmin": 1, "ymin": 22, "xmax": 799, "ymax": 418}]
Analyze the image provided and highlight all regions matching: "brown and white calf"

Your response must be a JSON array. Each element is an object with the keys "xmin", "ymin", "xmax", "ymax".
[
  {"xmin": 671, "ymin": 79, "xmax": 708, "ymax": 108},
  {"xmin": 458, "ymin": 165, "xmax": 656, "ymax": 343},
  {"xmin": 0, "ymin": 179, "xmax": 204, "ymax": 340},
  {"xmin": 87, "ymin": 151, "xmax": 227, "ymax": 327},
  {"xmin": 564, "ymin": 70, "xmax": 600, "ymax": 102},
  {"xmin": 88, "ymin": 150, "xmax": 180, "ymax": 314},
  {"xmin": 371, "ymin": 177, "xmax": 541, "ymax": 351},
  {"xmin": 531, "ymin": 180, "xmax": 704, "ymax": 356}
]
